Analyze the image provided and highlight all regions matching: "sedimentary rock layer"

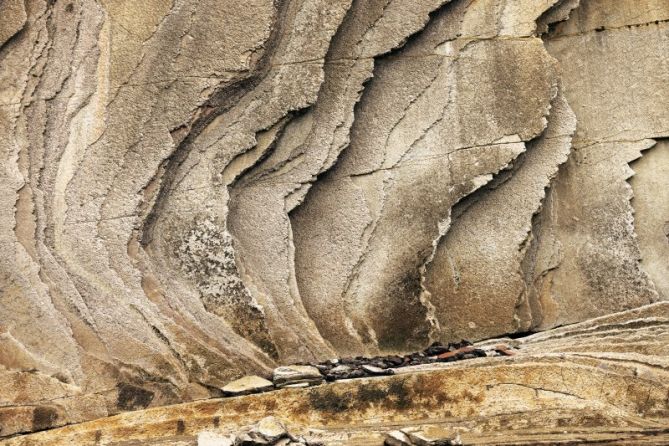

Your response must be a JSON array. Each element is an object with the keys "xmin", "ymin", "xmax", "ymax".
[
  {"xmin": 1, "ymin": 0, "xmax": 668, "ymax": 436},
  {"xmin": 4, "ymin": 303, "xmax": 669, "ymax": 445}
]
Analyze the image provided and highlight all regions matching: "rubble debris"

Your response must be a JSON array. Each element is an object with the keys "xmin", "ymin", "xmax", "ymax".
[
  {"xmin": 220, "ymin": 341, "xmax": 495, "ymax": 399},
  {"xmin": 310, "ymin": 340, "xmax": 488, "ymax": 381},
  {"xmin": 197, "ymin": 417, "xmax": 324, "ymax": 446}
]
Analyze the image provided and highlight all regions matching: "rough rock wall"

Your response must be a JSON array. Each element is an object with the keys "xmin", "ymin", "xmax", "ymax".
[{"xmin": 0, "ymin": 0, "xmax": 667, "ymax": 436}]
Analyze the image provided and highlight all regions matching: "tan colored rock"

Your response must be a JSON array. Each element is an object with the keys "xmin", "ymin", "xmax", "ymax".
[
  {"xmin": 221, "ymin": 375, "xmax": 274, "ymax": 396},
  {"xmin": 255, "ymin": 416, "xmax": 289, "ymax": 441},
  {"xmin": 0, "ymin": 0, "xmax": 668, "ymax": 437},
  {"xmin": 4, "ymin": 303, "xmax": 669, "ymax": 445},
  {"xmin": 385, "ymin": 430, "xmax": 412, "ymax": 446},
  {"xmin": 197, "ymin": 431, "xmax": 234, "ymax": 446},
  {"xmin": 629, "ymin": 140, "xmax": 669, "ymax": 300}
]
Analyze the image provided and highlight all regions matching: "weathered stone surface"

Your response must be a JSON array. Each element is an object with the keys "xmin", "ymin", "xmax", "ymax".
[
  {"xmin": 221, "ymin": 376, "xmax": 274, "ymax": 396},
  {"xmin": 255, "ymin": 416, "xmax": 289, "ymax": 442},
  {"xmin": 385, "ymin": 431, "xmax": 412, "ymax": 446},
  {"xmin": 1, "ymin": 0, "xmax": 668, "ymax": 438},
  {"xmin": 4, "ymin": 303, "xmax": 669, "ymax": 445},
  {"xmin": 629, "ymin": 140, "xmax": 669, "ymax": 300},
  {"xmin": 197, "ymin": 431, "xmax": 234, "ymax": 446},
  {"xmin": 273, "ymin": 366, "xmax": 323, "ymax": 388}
]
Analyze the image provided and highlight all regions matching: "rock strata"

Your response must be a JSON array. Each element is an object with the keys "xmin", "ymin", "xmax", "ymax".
[
  {"xmin": 0, "ymin": 0, "xmax": 668, "ymax": 438},
  {"xmin": 5, "ymin": 303, "xmax": 669, "ymax": 445}
]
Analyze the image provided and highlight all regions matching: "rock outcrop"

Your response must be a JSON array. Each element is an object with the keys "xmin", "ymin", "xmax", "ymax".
[
  {"xmin": 1, "ymin": 0, "xmax": 668, "ymax": 438},
  {"xmin": 4, "ymin": 303, "xmax": 669, "ymax": 444}
]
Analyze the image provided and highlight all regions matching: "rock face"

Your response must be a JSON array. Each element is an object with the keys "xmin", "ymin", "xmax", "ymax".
[
  {"xmin": 5, "ymin": 303, "xmax": 669, "ymax": 445},
  {"xmin": 0, "ymin": 0, "xmax": 668, "ymax": 438}
]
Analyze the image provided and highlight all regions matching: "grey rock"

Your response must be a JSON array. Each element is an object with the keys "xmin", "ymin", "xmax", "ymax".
[
  {"xmin": 273, "ymin": 366, "xmax": 323, "ymax": 388},
  {"xmin": 362, "ymin": 365, "xmax": 394, "ymax": 376}
]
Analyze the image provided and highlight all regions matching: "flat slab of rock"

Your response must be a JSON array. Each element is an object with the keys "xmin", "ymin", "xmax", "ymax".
[
  {"xmin": 222, "ymin": 375, "xmax": 274, "ymax": 396},
  {"xmin": 402, "ymin": 427, "xmax": 462, "ymax": 446},
  {"xmin": 273, "ymin": 366, "xmax": 323, "ymax": 388}
]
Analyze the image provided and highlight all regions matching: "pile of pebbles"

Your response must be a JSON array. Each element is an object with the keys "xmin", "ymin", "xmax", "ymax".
[
  {"xmin": 197, "ymin": 416, "xmax": 322, "ymax": 446},
  {"xmin": 301, "ymin": 340, "xmax": 488, "ymax": 382},
  {"xmin": 222, "ymin": 341, "xmax": 515, "ymax": 396}
]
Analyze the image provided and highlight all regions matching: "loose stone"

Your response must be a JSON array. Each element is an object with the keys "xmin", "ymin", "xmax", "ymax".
[
  {"xmin": 273, "ymin": 365, "xmax": 323, "ymax": 388},
  {"xmin": 385, "ymin": 430, "xmax": 413, "ymax": 446},
  {"xmin": 362, "ymin": 365, "xmax": 395, "ymax": 376},
  {"xmin": 222, "ymin": 376, "xmax": 274, "ymax": 396}
]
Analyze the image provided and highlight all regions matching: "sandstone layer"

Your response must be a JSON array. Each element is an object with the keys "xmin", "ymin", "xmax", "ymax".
[
  {"xmin": 4, "ymin": 303, "xmax": 669, "ymax": 445},
  {"xmin": 1, "ymin": 0, "xmax": 668, "ymax": 438}
]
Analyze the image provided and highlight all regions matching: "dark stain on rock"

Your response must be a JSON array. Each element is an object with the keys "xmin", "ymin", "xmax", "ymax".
[
  {"xmin": 373, "ymin": 269, "xmax": 430, "ymax": 352},
  {"xmin": 357, "ymin": 383, "xmax": 388, "ymax": 403},
  {"xmin": 32, "ymin": 406, "xmax": 58, "ymax": 431},
  {"xmin": 117, "ymin": 383, "xmax": 155, "ymax": 411},
  {"xmin": 386, "ymin": 379, "xmax": 412, "ymax": 410},
  {"xmin": 307, "ymin": 376, "xmax": 417, "ymax": 417},
  {"xmin": 212, "ymin": 416, "xmax": 220, "ymax": 427},
  {"xmin": 309, "ymin": 388, "xmax": 353, "ymax": 413},
  {"xmin": 176, "ymin": 419, "xmax": 185, "ymax": 434}
]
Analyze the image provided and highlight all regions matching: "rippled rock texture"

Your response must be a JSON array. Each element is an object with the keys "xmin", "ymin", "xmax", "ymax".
[{"xmin": 1, "ymin": 0, "xmax": 668, "ymax": 437}]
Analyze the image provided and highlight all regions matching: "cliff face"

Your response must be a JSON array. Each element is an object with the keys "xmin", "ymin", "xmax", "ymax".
[{"xmin": 0, "ymin": 0, "xmax": 668, "ymax": 438}]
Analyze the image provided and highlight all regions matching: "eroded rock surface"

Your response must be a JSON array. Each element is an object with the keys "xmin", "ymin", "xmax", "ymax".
[
  {"xmin": 1, "ymin": 0, "xmax": 668, "ymax": 437},
  {"xmin": 4, "ymin": 303, "xmax": 669, "ymax": 445}
]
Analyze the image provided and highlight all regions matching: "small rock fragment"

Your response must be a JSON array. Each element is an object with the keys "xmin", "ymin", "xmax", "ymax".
[
  {"xmin": 436, "ymin": 346, "xmax": 474, "ymax": 360},
  {"xmin": 424, "ymin": 342, "xmax": 450, "ymax": 356},
  {"xmin": 362, "ymin": 365, "xmax": 395, "ymax": 376},
  {"xmin": 255, "ymin": 416, "xmax": 288, "ymax": 441},
  {"xmin": 222, "ymin": 375, "xmax": 274, "ymax": 396},
  {"xmin": 282, "ymin": 382, "xmax": 312, "ymax": 389},
  {"xmin": 494, "ymin": 344, "xmax": 517, "ymax": 356},
  {"xmin": 385, "ymin": 430, "xmax": 413, "ymax": 446},
  {"xmin": 403, "ymin": 428, "xmax": 460, "ymax": 446},
  {"xmin": 329, "ymin": 365, "xmax": 352, "ymax": 374},
  {"xmin": 273, "ymin": 365, "xmax": 323, "ymax": 387}
]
